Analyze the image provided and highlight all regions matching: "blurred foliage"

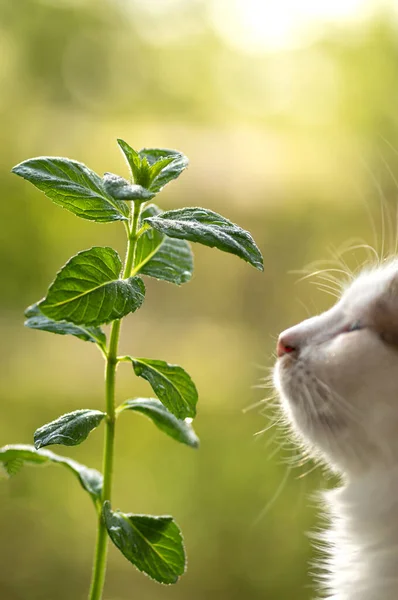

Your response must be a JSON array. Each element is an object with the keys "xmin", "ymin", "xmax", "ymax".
[{"xmin": 2, "ymin": 1, "xmax": 398, "ymax": 599}]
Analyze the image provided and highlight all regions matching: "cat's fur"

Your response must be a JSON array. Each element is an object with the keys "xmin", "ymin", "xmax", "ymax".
[{"xmin": 274, "ymin": 260, "xmax": 398, "ymax": 599}]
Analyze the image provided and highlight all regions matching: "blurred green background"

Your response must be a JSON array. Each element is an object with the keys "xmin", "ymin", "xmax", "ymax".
[{"xmin": 1, "ymin": 1, "xmax": 398, "ymax": 598}]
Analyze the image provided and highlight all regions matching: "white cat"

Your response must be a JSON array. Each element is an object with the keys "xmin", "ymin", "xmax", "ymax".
[{"xmin": 274, "ymin": 259, "xmax": 398, "ymax": 600}]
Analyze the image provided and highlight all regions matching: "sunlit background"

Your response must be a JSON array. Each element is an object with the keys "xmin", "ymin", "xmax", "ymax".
[{"xmin": 1, "ymin": 0, "xmax": 398, "ymax": 598}]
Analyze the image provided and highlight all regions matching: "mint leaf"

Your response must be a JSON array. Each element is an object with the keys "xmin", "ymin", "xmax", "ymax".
[
  {"xmin": 24, "ymin": 303, "xmax": 106, "ymax": 347},
  {"xmin": 34, "ymin": 409, "xmax": 106, "ymax": 449},
  {"xmin": 138, "ymin": 148, "xmax": 189, "ymax": 193},
  {"xmin": 117, "ymin": 140, "xmax": 188, "ymax": 193},
  {"xmin": 103, "ymin": 502, "xmax": 186, "ymax": 584},
  {"xmin": 131, "ymin": 358, "xmax": 198, "ymax": 419},
  {"xmin": 12, "ymin": 157, "xmax": 129, "ymax": 222},
  {"xmin": 102, "ymin": 173, "xmax": 155, "ymax": 202},
  {"xmin": 134, "ymin": 204, "xmax": 193, "ymax": 285},
  {"xmin": 39, "ymin": 247, "xmax": 145, "ymax": 326},
  {"xmin": 0, "ymin": 444, "xmax": 102, "ymax": 504},
  {"xmin": 145, "ymin": 207, "xmax": 264, "ymax": 271},
  {"xmin": 117, "ymin": 139, "xmax": 141, "ymax": 184},
  {"xmin": 117, "ymin": 398, "xmax": 199, "ymax": 448}
]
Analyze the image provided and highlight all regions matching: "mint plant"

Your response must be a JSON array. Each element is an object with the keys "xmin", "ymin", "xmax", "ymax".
[{"xmin": 2, "ymin": 140, "xmax": 263, "ymax": 599}]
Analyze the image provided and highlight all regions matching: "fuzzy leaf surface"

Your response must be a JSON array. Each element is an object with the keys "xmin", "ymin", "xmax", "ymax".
[
  {"xmin": 117, "ymin": 140, "xmax": 188, "ymax": 192},
  {"xmin": 117, "ymin": 139, "xmax": 141, "ymax": 183},
  {"xmin": 0, "ymin": 444, "xmax": 102, "ymax": 503},
  {"xmin": 117, "ymin": 398, "xmax": 199, "ymax": 448},
  {"xmin": 131, "ymin": 358, "xmax": 197, "ymax": 419},
  {"xmin": 39, "ymin": 247, "xmax": 145, "ymax": 326},
  {"xmin": 134, "ymin": 204, "xmax": 193, "ymax": 285},
  {"xmin": 145, "ymin": 207, "xmax": 264, "ymax": 271},
  {"xmin": 24, "ymin": 303, "xmax": 106, "ymax": 346},
  {"xmin": 34, "ymin": 409, "xmax": 106, "ymax": 449},
  {"xmin": 102, "ymin": 173, "xmax": 155, "ymax": 202},
  {"xmin": 12, "ymin": 157, "xmax": 129, "ymax": 222},
  {"xmin": 138, "ymin": 148, "xmax": 189, "ymax": 193},
  {"xmin": 103, "ymin": 502, "xmax": 186, "ymax": 584}
]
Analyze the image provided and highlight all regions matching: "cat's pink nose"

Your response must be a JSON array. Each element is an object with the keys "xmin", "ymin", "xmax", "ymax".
[{"xmin": 277, "ymin": 333, "xmax": 297, "ymax": 357}]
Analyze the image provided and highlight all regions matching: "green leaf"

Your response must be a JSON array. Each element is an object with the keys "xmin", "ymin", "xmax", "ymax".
[
  {"xmin": 34, "ymin": 409, "xmax": 106, "ymax": 449},
  {"xmin": 138, "ymin": 148, "xmax": 180, "ymax": 166},
  {"xmin": 138, "ymin": 148, "xmax": 189, "ymax": 193},
  {"xmin": 39, "ymin": 247, "xmax": 145, "ymax": 326},
  {"xmin": 0, "ymin": 444, "xmax": 102, "ymax": 504},
  {"xmin": 117, "ymin": 140, "xmax": 188, "ymax": 192},
  {"xmin": 147, "ymin": 156, "xmax": 175, "ymax": 181},
  {"xmin": 12, "ymin": 157, "xmax": 129, "ymax": 222},
  {"xmin": 102, "ymin": 173, "xmax": 155, "ymax": 202},
  {"xmin": 117, "ymin": 398, "xmax": 199, "ymax": 448},
  {"xmin": 117, "ymin": 139, "xmax": 141, "ymax": 184},
  {"xmin": 131, "ymin": 358, "xmax": 198, "ymax": 419},
  {"xmin": 137, "ymin": 156, "xmax": 152, "ymax": 189},
  {"xmin": 145, "ymin": 207, "xmax": 264, "ymax": 271},
  {"xmin": 133, "ymin": 204, "xmax": 193, "ymax": 285},
  {"xmin": 103, "ymin": 502, "xmax": 186, "ymax": 584},
  {"xmin": 24, "ymin": 303, "xmax": 106, "ymax": 347}
]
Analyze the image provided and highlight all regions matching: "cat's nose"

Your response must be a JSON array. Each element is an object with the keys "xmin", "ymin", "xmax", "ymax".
[{"xmin": 277, "ymin": 332, "xmax": 297, "ymax": 357}]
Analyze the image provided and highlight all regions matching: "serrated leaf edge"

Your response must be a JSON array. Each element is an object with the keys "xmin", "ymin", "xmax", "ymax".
[
  {"xmin": 131, "ymin": 358, "xmax": 197, "ymax": 418},
  {"xmin": 103, "ymin": 502, "xmax": 186, "ymax": 583}
]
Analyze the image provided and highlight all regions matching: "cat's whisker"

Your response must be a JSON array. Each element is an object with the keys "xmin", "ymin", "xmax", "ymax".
[
  {"xmin": 314, "ymin": 273, "xmax": 345, "ymax": 288},
  {"xmin": 251, "ymin": 362, "xmax": 273, "ymax": 373},
  {"xmin": 296, "ymin": 461, "xmax": 319, "ymax": 479},
  {"xmin": 294, "ymin": 267, "xmax": 352, "ymax": 286},
  {"xmin": 300, "ymin": 384, "xmax": 321, "ymax": 425},
  {"xmin": 326, "ymin": 246, "xmax": 355, "ymax": 279},
  {"xmin": 265, "ymin": 436, "xmax": 287, "ymax": 461},
  {"xmin": 251, "ymin": 465, "xmax": 292, "ymax": 526},
  {"xmin": 253, "ymin": 416, "xmax": 282, "ymax": 437},
  {"xmin": 242, "ymin": 398, "xmax": 268, "ymax": 413},
  {"xmin": 338, "ymin": 242, "xmax": 380, "ymax": 265},
  {"xmin": 394, "ymin": 200, "xmax": 398, "ymax": 257},
  {"xmin": 310, "ymin": 281, "xmax": 341, "ymax": 299},
  {"xmin": 361, "ymin": 157, "xmax": 387, "ymax": 258},
  {"xmin": 350, "ymin": 176, "xmax": 379, "ymax": 258},
  {"xmin": 250, "ymin": 384, "xmax": 270, "ymax": 392},
  {"xmin": 376, "ymin": 147, "xmax": 398, "ymax": 256},
  {"xmin": 253, "ymin": 380, "xmax": 276, "ymax": 394}
]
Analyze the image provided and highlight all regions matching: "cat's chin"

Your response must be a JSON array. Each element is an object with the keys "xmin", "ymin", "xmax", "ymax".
[
  {"xmin": 278, "ymin": 389, "xmax": 346, "ymax": 468},
  {"xmin": 275, "ymin": 363, "xmax": 379, "ymax": 475}
]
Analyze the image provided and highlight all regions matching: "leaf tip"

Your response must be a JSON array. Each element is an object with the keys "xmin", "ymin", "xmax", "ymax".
[
  {"xmin": 117, "ymin": 138, "xmax": 136, "ymax": 154},
  {"xmin": 24, "ymin": 303, "xmax": 35, "ymax": 318},
  {"xmin": 11, "ymin": 163, "xmax": 23, "ymax": 176}
]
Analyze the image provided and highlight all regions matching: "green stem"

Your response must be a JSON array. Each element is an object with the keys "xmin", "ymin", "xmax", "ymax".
[{"xmin": 88, "ymin": 201, "xmax": 142, "ymax": 600}]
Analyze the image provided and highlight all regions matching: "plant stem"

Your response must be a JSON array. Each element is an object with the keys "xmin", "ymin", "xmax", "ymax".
[{"xmin": 88, "ymin": 202, "xmax": 142, "ymax": 600}]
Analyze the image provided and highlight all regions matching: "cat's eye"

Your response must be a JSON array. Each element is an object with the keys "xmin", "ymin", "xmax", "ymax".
[
  {"xmin": 348, "ymin": 321, "xmax": 361, "ymax": 332},
  {"xmin": 342, "ymin": 321, "xmax": 362, "ymax": 334}
]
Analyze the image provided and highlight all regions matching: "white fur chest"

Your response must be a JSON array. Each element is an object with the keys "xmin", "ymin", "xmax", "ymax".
[{"xmin": 319, "ymin": 469, "xmax": 398, "ymax": 600}]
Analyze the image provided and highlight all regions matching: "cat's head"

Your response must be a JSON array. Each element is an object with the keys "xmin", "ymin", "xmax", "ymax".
[{"xmin": 274, "ymin": 260, "xmax": 398, "ymax": 476}]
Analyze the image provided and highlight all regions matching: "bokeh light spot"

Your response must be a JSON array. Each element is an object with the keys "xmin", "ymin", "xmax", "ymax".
[{"xmin": 209, "ymin": 0, "xmax": 376, "ymax": 54}]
